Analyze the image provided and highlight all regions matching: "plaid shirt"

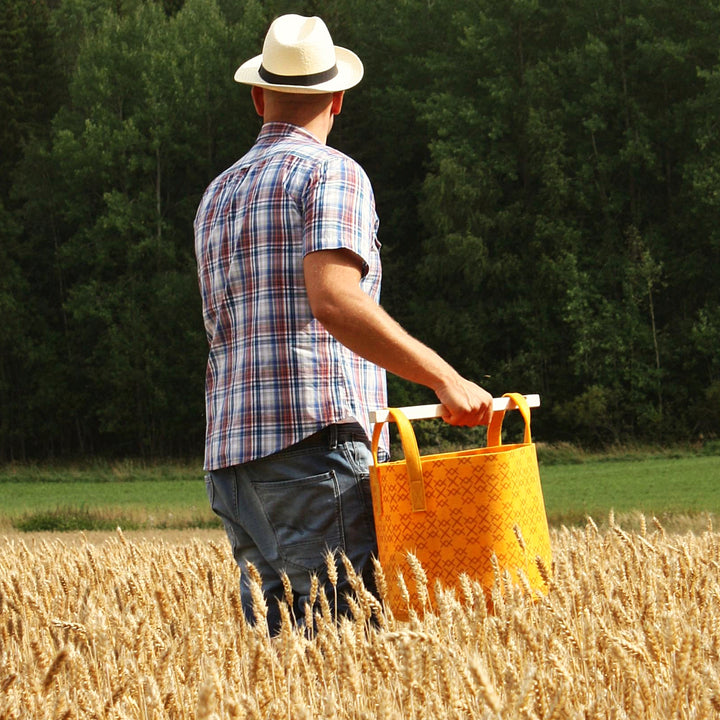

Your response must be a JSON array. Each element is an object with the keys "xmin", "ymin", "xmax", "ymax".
[{"xmin": 195, "ymin": 123, "xmax": 388, "ymax": 470}]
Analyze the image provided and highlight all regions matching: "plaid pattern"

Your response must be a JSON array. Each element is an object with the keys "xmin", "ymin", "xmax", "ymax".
[{"xmin": 195, "ymin": 123, "xmax": 388, "ymax": 470}]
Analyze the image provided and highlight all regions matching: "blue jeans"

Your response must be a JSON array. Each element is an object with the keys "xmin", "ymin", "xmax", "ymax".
[{"xmin": 205, "ymin": 423, "xmax": 378, "ymax": 633}]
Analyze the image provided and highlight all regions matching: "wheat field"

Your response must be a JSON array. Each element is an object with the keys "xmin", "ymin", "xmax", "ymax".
[{"xmin": 1, "ymin": 517, "xmax": 720, "ymax": 719}]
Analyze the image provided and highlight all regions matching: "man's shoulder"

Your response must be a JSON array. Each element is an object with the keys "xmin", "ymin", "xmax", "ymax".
[
  {"xmin": 263, "ymin": 140, "xmax": 373, "ymax": 195},
  {"xmin": 306, "ymin": 144, "xmax": 371, "ymax": 183}
]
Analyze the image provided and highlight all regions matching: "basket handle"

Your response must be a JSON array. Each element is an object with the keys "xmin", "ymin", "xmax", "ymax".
[
  {"xmin": 369, "ymin": 394, "xmax": 540, "ymax": 423},
  {"xmin": 370, "ymin": 393, "xmax": 537, "ymax": 513},
  {"xmin": 371, "ymin": 408, "xmax": 426, "ymax": 512},
  {"xmin": 487, "ymin": 392, "xmax": 533, "ymax": 447}
]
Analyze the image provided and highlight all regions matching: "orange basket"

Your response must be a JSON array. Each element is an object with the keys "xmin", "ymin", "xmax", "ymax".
[{"xmin": 369, "ymin": 393, "xmax": 552, "ymax": 618}]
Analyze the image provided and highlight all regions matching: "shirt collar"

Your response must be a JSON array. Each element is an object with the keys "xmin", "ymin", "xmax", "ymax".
[{"xmin": 256, "ymin": 122, "xmax": 324, "ymax": 146}]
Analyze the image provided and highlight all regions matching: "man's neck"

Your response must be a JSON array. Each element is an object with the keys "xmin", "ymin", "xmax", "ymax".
[{"xmin": 253, "ymin": 88, "xmax": 339, "ymax": 145}]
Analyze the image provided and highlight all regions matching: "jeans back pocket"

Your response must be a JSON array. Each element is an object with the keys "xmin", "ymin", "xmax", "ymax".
[{"xmin": 251, "ymin": 470, "xmax": 344, "ymax": 572}]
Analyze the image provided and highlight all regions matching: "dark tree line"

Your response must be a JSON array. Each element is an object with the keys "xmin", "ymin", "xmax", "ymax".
[{"xmin": 2, "ymin": 0, "xmax": 719, "ymax": 461}]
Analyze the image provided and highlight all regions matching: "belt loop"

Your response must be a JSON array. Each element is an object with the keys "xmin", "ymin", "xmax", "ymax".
[{"xmin": 328, "ymin": 424, "xmax": 338, "ymax": 449}]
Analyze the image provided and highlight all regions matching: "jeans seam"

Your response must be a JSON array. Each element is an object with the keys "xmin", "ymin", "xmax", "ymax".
[
  {"xmin": 340, "ymin": 442, "xmax": 362, "ymax": 477},
  {"xmin": 339, "ymin": 443, "xmax": 375, "ymax": 539},
  {"xmin": 231, "ymin": 466, "xmax": 240, "ymax": 521}
]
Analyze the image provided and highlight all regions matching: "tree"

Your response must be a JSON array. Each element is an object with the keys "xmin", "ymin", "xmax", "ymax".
[
  {"xmin": 410, "ymin": 0, "xmax": 579, "ymax": 430},
  {"xmin": 406, "ymin": 0, "xmax": 720, "ymax": 442},
  {"xmin": 11, "ymin": 0, "xmax": 267, "ymax": 457},
  {"xmin": 5, "ymin": 0, "xmax": 720, "ymax": 457}
]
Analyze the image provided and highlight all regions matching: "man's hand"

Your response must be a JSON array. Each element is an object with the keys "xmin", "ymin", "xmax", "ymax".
[{"xmin": 435, "ymin": 377, "xmax": 493, "ymax": 426}]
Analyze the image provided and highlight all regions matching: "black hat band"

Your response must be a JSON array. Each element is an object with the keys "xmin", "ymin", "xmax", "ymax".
[{"xmin": 258, "ymin": 63, "xmax": 339, "ymax": 87}]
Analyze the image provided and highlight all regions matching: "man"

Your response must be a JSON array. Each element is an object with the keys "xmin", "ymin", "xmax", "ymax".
[{"xmin": 194, "ymin": 14, "xmax": 493, "ymax": 632}]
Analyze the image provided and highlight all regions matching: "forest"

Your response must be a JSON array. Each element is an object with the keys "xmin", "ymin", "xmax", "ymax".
[{"xmin": 2, "ymin": 0, "xmax": 720, "ymax": 461}]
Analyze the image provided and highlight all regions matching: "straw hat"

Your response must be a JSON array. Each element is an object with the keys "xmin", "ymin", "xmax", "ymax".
[{"xmin": 234, "ymin": 14, "xmax": 364, "ymax": 94}]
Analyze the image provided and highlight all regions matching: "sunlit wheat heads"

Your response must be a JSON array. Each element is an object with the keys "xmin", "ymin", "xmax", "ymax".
[{"xmin": 2, "ymin": 516, "xmax": 719, "ymax": 718}]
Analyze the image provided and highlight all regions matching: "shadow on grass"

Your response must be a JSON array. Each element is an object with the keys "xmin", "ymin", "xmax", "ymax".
[{"xmin": 13, "ymin": 507, "xmax": 222, "ymax": 532}]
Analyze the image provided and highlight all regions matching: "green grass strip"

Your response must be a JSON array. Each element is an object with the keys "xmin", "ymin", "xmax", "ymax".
[
  {"xmin": 1, "ymin": 452, "xmax": 719, "ymax": 532},
  {"xmin": 541, "ymin": 455, "xmax": 720, "ymax": 525}
]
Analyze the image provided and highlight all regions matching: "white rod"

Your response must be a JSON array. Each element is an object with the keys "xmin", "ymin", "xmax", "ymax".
[{"xmin": 369, "ymin": 394, "xmax": 540, "ymax": 424}]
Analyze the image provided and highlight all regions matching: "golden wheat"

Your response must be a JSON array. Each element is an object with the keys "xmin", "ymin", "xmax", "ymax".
[{"xmin": 1, "ymin": 518, "xmax": 720, "ymax": 719}]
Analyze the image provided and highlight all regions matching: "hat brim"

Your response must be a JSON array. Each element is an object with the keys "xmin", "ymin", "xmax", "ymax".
[{"xmin": 234, "ymin": 46, "xmax": 364, "ymax": 94}]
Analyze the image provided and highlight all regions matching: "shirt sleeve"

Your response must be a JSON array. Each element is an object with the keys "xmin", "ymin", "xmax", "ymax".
[{"xmin": 302, "ymin": 155, "xmax": 379, "ymax": 276}]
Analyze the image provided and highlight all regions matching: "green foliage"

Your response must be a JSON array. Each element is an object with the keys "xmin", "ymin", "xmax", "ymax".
[
  {"xmin": 0, "ymin": 0, "xmax": 65, "ymax": 195},
  {"xmin": 12, "ymin": 506, "xmax": 221, "ymax": 531},
  {"xmin": 0, "ymin": 458, "xmax": 201, "ymax": 483},
  {"xmin": 14, "ymin": 506, "xmax": 124, "ymax": 532},
  {"xmin": 407, "ymin": 0, "xmax": 720, "ymax": 444},
  {"xmin": 2, "ymin": 0, "xmax": 720, "ymax": 459},
  {"xmin": 5, "ymin": 0, "xmax": 266, "ymax": 458}
]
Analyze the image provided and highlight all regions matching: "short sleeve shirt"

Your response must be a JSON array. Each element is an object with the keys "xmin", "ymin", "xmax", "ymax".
[{"xmin": 194, "ymin": 123, "xmax": 388, "ymax": 470}]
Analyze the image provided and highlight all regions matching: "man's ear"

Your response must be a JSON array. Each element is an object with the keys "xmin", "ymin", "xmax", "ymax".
[
  {"xmin": 331, "ymin": 91, "xmax": 344, "ymax": 116},
  {"xmin": 251, "ymin": 86, "xmax": 265, "ymax": 117}
]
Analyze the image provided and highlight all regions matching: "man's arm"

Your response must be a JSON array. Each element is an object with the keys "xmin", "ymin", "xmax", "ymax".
[{"xmin": 303, "ymin": 249, "xmax": 493, "ymax": 426}]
